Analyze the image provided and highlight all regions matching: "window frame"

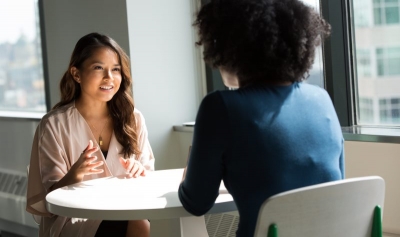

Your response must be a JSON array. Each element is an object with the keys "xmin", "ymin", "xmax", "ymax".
[
  {"xmin": 321, "ymin": 0, "xmax": 357, "ymax": 127},
  {"xmin": 39, "ymin": 0, "xmax": 51, "ymax": 113},
  {"xmin": 324, "ymin": 0, "xmax": 400, "ymax": 144}
]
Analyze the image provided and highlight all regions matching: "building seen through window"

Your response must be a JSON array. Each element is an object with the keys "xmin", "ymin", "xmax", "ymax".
[
  {"xmin": 373, "ymin": 0, "xmax": 400, "ymax": 25},
  {"xmin": 0, "ymin": 0, "xmax": 46, "ymax": 115},
  {"xmin": 354, "ymin": 0, "xmax": 400, "ymax": 125},
  {"xmin": 379, "ymin": 97, "xmax": 400, "ymax": 123}
]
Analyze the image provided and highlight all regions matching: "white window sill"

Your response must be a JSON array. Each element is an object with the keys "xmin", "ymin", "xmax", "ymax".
[
  {"xmin": 0, "ymin": 111, "xmax": 45, "ymax": 120},
  {"xmin": 174, "ymin": 125, "xmax": 400, "ymax": 144}
]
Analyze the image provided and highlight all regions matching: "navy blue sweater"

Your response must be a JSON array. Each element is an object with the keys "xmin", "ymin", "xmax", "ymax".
[{"xmin": 179, "ymin": 82, "xmax": 344, "ymax": 237}]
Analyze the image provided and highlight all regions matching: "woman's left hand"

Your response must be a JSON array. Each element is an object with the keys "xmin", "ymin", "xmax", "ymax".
[{"xmin": 119, "ymin": 157, "xmax": 146, "ymax": 178}]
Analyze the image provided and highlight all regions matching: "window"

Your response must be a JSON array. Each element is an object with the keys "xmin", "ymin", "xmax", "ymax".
[
  {"xmin": 353, "ymin": 0, "xmax": 400, "ymax": 125},
  {"xmin": 376, "ymin": 47, "xmax": 400, "ymax": 76},
  {"xmin": 359, "ymin": 97, "xmax": 375, "ymax": 123},
  {"xmin": 379, "ymin": 97, "xmax": 400, "ymax": 123},
  {"xmin": 354, "ymin": 0, "xmax": 373, "ymax": 27},
  {"xmin": 373, "ymin": 0, "xmax": 400, "ymax": 25},
  {"xmin": 356, "ymin": 49, "xmax": 372, "ymax": 77},
  {"xmin": 301, "ymin": 0, "xmax": 325, "ymax": 88},
  {"xmin": 0, "ymin": 0, "xmax": 46, "ymax": 116}
]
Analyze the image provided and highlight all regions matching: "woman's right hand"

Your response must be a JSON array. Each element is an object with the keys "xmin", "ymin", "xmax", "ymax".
[
  {"xmin": 69, "ymin": 140, "xmax": 104, "ymax": 182},
  {"xmin": 49, "ymin": 140, "xmax": 104, "ymax": 192}
]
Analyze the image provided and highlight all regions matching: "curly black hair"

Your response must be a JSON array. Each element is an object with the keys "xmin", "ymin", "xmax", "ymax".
[{"xmin": 194, "ymin": 0, "xmax": 331, "ymax": 86}]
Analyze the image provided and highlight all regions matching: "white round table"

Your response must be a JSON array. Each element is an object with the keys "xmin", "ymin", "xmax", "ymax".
[{"xmin": 46, "ymin": 168, "xmax": 236, "ymax": 237}]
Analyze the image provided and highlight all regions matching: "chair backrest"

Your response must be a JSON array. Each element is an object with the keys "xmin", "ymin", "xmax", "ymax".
[{"xmin": 254, "ymin": 176, "xmax": 385, "ymax": 237}]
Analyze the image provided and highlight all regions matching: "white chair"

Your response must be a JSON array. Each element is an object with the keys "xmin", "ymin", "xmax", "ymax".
[{"xmin": 254, "ymin": 176, "xmax": 385, "ymax": 237}]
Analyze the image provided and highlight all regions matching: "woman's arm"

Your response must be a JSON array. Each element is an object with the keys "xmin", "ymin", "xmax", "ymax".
[
  {"xmin": 28, "ymin": 119, "xmax": 102, "ymax": 216},
  {"xmin": 179, "ymin": 92, "xmax": 230, "ymax": 215},
  {"xmin": 49, "ymin": 140, "xmax": 104, "ymax": 191},
  {"xmin": 118, "ymin": 110, "xmax": 155, "ymax": 177}
]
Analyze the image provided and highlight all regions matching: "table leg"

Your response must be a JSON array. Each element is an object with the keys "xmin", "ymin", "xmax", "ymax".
[
  {"xmin": 150, "ymin": 218, "xmax": 181, "ymax": 237},
  {"xmin": 180, "ymin": 215, "xmax": 208, "ymax": 237},
  {"xmin": 149, "ymin": 216, "xmax": 208, "ymax": 237}
]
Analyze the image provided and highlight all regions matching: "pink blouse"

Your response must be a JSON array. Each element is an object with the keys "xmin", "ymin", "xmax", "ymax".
[{"xmin": 26, "ymin": 102, "xmax": 155, "ymax": 237}]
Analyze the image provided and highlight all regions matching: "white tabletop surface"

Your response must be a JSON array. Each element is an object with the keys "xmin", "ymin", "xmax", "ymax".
[{"xmin": 46, "ymin": 168, "xmax": 236, "ymax": 220}]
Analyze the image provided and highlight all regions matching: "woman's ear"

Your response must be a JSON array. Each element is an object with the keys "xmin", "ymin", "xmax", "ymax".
[{"xmin": 70, "ymin": 67, "xmax": 81, "ymax": 83}]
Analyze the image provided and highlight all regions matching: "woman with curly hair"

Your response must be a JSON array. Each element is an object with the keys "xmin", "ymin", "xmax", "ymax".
[
  {"xmin": 179, "ymin": 0, "xmax": 344, "ymax": 236},
  {"xmin": 27, "ymin": 33, "xmax": 154, "ymax": 237}
]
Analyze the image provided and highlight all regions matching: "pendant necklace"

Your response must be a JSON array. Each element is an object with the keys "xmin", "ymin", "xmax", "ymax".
[{"xmin": 91, "ymin": 116, "xmax": 109, "ymax": 147}]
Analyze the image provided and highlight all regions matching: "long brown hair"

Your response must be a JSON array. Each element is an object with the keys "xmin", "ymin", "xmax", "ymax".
[{"xmin": 53, "ymin": 32, "xmax": 140, "ymax": 158}]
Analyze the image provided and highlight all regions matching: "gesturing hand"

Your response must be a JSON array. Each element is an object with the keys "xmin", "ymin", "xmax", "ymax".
[
  {"xmin": 70, "ymin": 140, "xmax": 104, "ymax": 182},
  {"xmin": 119, "ymin": 157, "xmax": 146, "ymax": 178}
]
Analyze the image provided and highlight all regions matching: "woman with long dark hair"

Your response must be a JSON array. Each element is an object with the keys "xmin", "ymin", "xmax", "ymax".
[{"xmin": 27, "ymin": 32, "xmax": 154, "ymax": 237}]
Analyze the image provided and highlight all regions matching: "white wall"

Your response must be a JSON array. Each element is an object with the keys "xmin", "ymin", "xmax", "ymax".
[
  {"xmin": 345, "ymin": 141, "xmax": 400, "ymax": 235},
  {"xmin": 0, "ymin": 119, "xmax": 38, "ymax": 172},
  {"xmin": 126, "ymin": 0, "xmax": 204, "ymax": 170}
]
